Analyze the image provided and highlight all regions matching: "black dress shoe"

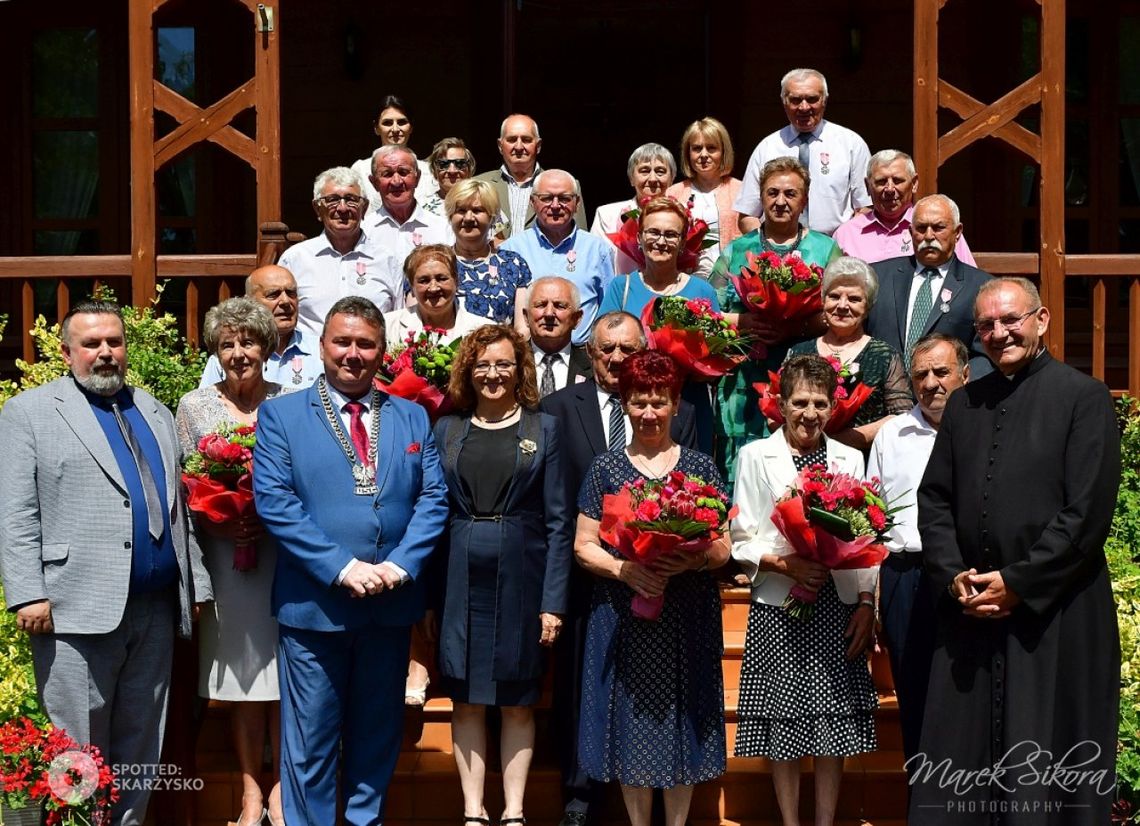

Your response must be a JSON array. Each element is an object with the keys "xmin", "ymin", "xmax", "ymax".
[{"xmin": 558, "ymin": 811, "xmax": 589, "ymax": 826}]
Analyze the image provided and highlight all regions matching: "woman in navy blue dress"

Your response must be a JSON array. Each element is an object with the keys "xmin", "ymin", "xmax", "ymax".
[
  {"xmin": 573, "ymin": 351, "xmax": 729, "ymax": 826},
  {"xmin": 433, "ymin": 325, "xmax": 572, "ymax": 826}
]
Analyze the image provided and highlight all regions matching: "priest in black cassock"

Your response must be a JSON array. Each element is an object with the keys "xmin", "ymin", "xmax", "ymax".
[{"xmin": 909, "ymin": 277, "xmax": 1121, "ymax": 825}]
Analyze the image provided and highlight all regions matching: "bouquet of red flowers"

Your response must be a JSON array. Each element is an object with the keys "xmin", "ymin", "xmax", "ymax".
[
  {"xmin": 181, "ymin": 424, "xmax": 258, "ymax": 571},
  {"xmin": 640, "ymin": 296, "xmax": 753, "ymax": 380},
  {"xmin": 729, "ymin": 250, "xmax": 823, "ymax": 341},
  {"xmin": 599, "ymin": 471, "xmax": 736, "ymax": 621},
  {"xmin": 375, "ymin": 327, "xmax": 460, "ymax": 421},
  {"xmin": 605, "ymin": 198, "xmax": 715, "ymax": 273},
  {"xmin": 770, "ymin": 464, "xmax": 895, "ymax": 619},
  {"xmin": 0, "ymin": 716, "xmax": 118, "ymax": 826},
  {"xmin": 753, "ymin": 355, "xmax": 874, "ymax": 434}
]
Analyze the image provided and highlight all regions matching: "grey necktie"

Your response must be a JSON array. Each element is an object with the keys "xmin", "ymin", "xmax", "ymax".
[
  {"xmin": 905, "ymin": 267, "xmax": 938, "ymax": 365},
  {"xmin": 797, "ymin": 133, "xmax": 811, "ymax": 225},
  {"xmin": 110, "ymin": 400, "xmax": 165, "ymax": 541},
  {"xmin": 607, "ymin": 394, "xmax": 625, "ymax": 451},
  {"xmin": 540, "ymin": 352, "xmax": 560, "ymax": 398}
]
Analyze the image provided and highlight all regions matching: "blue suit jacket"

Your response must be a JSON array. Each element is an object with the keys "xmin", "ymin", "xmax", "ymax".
[
  {"xmin": 253, "ymin": 383, "xmax": 448, "ymax": 631},
  {"xmin": 867, "ymin": 255, "xmax": 993, "ymax": 378}
]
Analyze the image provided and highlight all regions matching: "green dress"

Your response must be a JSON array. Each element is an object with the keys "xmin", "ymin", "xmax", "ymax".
[
  {"xmin": 787, "ymin": 337, "xmax": 913, "ymax": 427},
  {"xmin": 709, "ymin": 228, "xmax": 840, "ymax": 489}
]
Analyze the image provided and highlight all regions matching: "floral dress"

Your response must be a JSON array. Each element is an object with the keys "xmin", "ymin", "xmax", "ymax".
[{"xmin": 455, "ymin": 250, "xmax": 533, "ymax": 324}]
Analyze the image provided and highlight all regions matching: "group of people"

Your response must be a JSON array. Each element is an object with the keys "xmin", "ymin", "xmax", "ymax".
[{"xmin": 0, "ymin": 66, "xmax": 1122, "ymax": 826}]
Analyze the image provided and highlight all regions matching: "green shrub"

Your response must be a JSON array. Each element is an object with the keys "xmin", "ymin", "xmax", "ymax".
[
  {"xmin": 0, "ymin": 583, "xmax": 46, "ymax": 726},
  {"xmin": 1112, "ymin": 397, "xmax": 1140, "ymax": 814},
  {"xmin": 0, "ymin": 284, "xmax": 206, "ymax": 412}
]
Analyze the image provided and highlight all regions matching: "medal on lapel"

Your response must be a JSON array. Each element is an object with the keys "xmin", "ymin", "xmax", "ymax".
[
  {"xmin": 940, "ymin": 287, "xmax": 953, "ymax": 314},
  {"xmin": 566, "ymin": 249, "xmax": 577, "ymax": 273},
  {"xmin": 412, "ymin": 230, "xmax": 423, "ymax": 247},
  {"xmin": 290, "ymin": 356, "xmax": 304, "ymax": 385},
  {"xmin": 819, "ymin": 152, "xmax": 831, "ymax": 175},
  {"xmin": 355, "ymin": 262, "xmax": 368, "ymax": 286}
]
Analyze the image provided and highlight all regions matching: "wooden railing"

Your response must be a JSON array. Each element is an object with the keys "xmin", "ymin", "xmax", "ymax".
[
  {"xmin": 0, "ymin": 223, "xmax": 297, "ymax": 362},
  {"xmin": 1, "ymin": 236, "xmax": 1137, "ymax": 398}
]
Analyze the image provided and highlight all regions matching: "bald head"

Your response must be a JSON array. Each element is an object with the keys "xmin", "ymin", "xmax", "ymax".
[
  {"xmin": 246, "ymin": 264, "xmax": 299, "ymax": 345},
  {"xmin": 498, "ymin": 114, "xmax": 542, "ymax": 181}
]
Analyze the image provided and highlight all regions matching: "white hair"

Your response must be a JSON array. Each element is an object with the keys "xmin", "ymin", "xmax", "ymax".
[
  {"xmin": 780, "ymin": 68, "xmax": 829, "ymax": 101},
  {"xmin": 371, "ymin": 144, "xmax": 419, "ymax": 175},
  {"xmin": 525, "ymin": 275, "xmax": 581, "ymax": 313},
  {"xmin": 914, "ymin": 193, "xmax": 961, "ymax": 226},
  {"xmin": 867, "ymin": 149, "xmax": 916, "ymax": 179},
  {"xmin": 822, "ymin": 256, "xmax": 879, "ymax": 309},
  {"xmin": 499, "ymin": 114, "xmax": 541, "ymax": 140},
  {"xmin": 532, "ymin": 169, "xmax": 581, "ymax": 198},
  {"xmin": 312, "ymin": 166, "xmax": 363, "ymax": 200}
]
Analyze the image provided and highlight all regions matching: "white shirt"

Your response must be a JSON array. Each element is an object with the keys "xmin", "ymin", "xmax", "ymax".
[
  {"xmin": 866, "ymin": 406, "xmax": 938, "ymax": 554},
  {"xmin": 589, "ymin": 199, "xmax": 638, "ymax": 275},
  {"xmin": 688, "ymin": 186, "xmax": 721, "ymax": 279},
  {"xmin": 595, "ymin": 385, "xmax": 631, "ymax": 447},
  {"xmin": 532, "ymin": 340, "xmax": 572, "ymax": 392},
  {"xmin": 499, "ymin": 164, "xmax": 540, "ymax": 238},
  {"xmin": 367, "ymin": 202, "xmax": 454, "ymax": 268},
  {"xmin": 382, "ymin": 303, "xmax": 493, "ymax": 352},
  {"xmin": 325, "ymin": 382, "xmax": 409, "ymax": 584},
  {"xmin": 906, "ymin": 261, "xmax": 950, "ymax": 335},
  {"xmin": 350, "ymin": 156, "xmax": 436, "ymax": 214},
  {"xmin": 278, "ymin": 229, "xmax": 405, "ymax": 340},
  {"xmin": 733, "ymin": 120, "xmax": 872, "ymax": 235}
]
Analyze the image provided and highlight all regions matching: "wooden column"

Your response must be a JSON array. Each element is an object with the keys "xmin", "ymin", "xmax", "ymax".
[
  {"xmin": 1039, "ymin": 0, "xmax": 1066, "ymax": 358},
  {"xmin": 249, "ymin": 0, "xmax": 282, "ymax": 231},
  {"xmin": 913, "ymin": 0, "xmax": 940, "ymax": 193},
  {"xmin": 128, "ymin": 0, "xmax": 161, "ymax": 309}
]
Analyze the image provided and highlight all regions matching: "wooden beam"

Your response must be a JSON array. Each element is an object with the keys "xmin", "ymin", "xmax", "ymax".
[
  {"xmin": 153, "ymin": 82, "xmax": 257, "ymax": 170},
  {"xmin": 1091, "ymin": 278, "xmax": 1105, "ymax": 380},
  {"xmin": 1038, "ymin": 0, "xmax": 1066, "ymax": 359},
  {"xmin": 156, "ymin": 255, "xmax": 259, "ymax": 276},
  {"xmin": 55, "ymin": 280, "xmax": 69, "ymax": 324},
  {"xmin": 1062, "ymin": 255, "xmax": 1140, "ymax": 276},
  {"xmin": 153, "ymin": 83, "xmax": 258, "ymax": 168},
  {"xmin": 938, "ymin": 75, "xmax": 1042, "ymax": 164},
  {"xmin": 254, "ymin": 2, "xmax": 282, "ymax": 230},
  {"xmin": 129, "ymin": 0, "xmax": 157, "ymax": 309},
  {"xmin": 972, "ymin": 252, "xmax": 1041, "ymax": 273},
  {"xmin": 938, "ymin": 81, "xmax": 1042, "ymax": 162},
  {"xmin": 0, "ymin": 255, "xmax": 133, "ymax": 277},
  {"xmin": 21, "ymin": 280, "xmax": 35, "ymax": 364},
  {"xmin": 913, "ymin": 0, "xmax": 940, "ymax": 193}
]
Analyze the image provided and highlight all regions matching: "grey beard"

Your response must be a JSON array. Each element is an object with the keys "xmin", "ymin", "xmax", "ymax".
[{"xmin": 75, "ymin": 367, "xmax": 126, "ymax": 396}]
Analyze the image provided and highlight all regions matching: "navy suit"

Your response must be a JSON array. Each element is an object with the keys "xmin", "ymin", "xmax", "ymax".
[
  {"xmin": 867, "ymin": 255, "xmax": 993, "ymax": 378},
  {"xmin": 254, "ymin": 384, "xmax": 448, "ymax": 826},
  {"xmin": 538, "ymin": 379, "xmax": 698, "ymax": 816}
]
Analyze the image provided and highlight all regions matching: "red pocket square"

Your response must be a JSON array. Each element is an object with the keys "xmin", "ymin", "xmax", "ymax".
[{"xmin": 406, "ymin": 442, "xmax": 421, "ymax": 454}]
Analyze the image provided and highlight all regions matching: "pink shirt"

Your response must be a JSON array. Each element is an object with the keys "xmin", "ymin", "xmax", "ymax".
[{"xmin": 833, "ymin": 205, "xmax": 976, "ymax": 267}]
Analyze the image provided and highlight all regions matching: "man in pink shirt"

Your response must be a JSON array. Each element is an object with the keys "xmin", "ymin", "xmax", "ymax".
[{"xmin": 833, "ymin": 149, "xmax": 975, "ymax": 265}]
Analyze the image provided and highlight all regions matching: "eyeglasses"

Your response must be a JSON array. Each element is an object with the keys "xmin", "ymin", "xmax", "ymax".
[
  {"xmin": 473, "ymin": 361, "xmax": 517, "ymax": 375},
  {"xmin": 974, "ymin": 308, "xmax": 1039, "ymax": 335},
  {"xmin": 641, "ymin": 228, "xmax": 682, "ymax": 243},
  {"xmin": 316, "ymin": 194, "xmax": 364, "ymax": 208},
  {"xmin": 435, "ymin": 158, "xmax": 470, "ymax": 170},
  {"xmin": 533, "ymin": 194, "xmax": 577, "ymax": 205}
]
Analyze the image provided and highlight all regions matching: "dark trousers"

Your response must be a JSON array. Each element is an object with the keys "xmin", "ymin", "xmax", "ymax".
[
  {"xmin": 552, "ymin": 585, "xmax": 602, "ymax": 817},
  {"xmin": 879, "ymin": 553, "xmax": 937, "ymax": 762}
]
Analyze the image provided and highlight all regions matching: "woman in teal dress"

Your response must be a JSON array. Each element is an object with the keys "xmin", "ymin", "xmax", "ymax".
[
  {"xmin": 785, "ymin": 256, "xmax": 911, "ymax": 452},
  {"xmin": 598, "ymin": 196, "xmax": 719, "ymax": 453},
  {"xmin": 708, "ymin": 157, "xmax": 840, "ymax": 488}
]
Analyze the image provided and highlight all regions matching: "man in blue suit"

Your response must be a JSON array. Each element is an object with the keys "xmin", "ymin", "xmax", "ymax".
[
  {"xmin": 254, "ymin": 295, "xmax": 448, "ymax": 826},
  {"xmin": 866, "ymin": 193, "xmax": 992, "ymax": 378}
]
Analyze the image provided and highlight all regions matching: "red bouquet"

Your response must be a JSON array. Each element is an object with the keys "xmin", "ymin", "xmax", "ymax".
[
  {"xmin": 753, "ymin": 355, "xmax": 874, "ymax": 434},
  {"xmin": 770, "ymin": 464, "xmax": 895, "ymax": 619},
  {"xmin": 640, "ymin": 296, "xmax": 753, "ymax": 380},
  {"xmin": 599, "ymin": 471, "xmax": 736, "ymax": 620},
  {"xmin": 182, "ymin": 424, "xmax": 258, "ymax": 571},
  {"xmin": 605, "ymin": 198, "xmax": 715, "ymax": 273},
  {"xmin": 0, "ymin": 716, "xmax": 118, "ymax": 826},
  {"xmin": 375, "ymin": 327, "xmax": 460, "ymax": 421},
  {"xmin": 729, "ymin": 250, "xmax": 823, "ymax": 339}
]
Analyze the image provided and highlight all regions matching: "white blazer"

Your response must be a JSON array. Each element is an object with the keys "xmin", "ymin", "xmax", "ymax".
[
  {"xmin": 383, "ymin": 303, "xmax": 493, "ymax": 352},
  {"xmin": 730, "ymin": 428, "xmax": 877, "ymax": 605}
]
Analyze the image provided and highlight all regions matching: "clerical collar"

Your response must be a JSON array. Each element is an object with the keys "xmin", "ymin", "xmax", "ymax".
[{"xmin": 1001, "ymin": 347, "xmax": 1048, "ymax": 380}]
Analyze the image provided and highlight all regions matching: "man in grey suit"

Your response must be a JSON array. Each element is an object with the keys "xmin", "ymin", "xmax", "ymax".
[
  {"xmin": 865, "ymin": 193, "xmax": 993, "ymax": 377},
  {"xmin": 0, "ymin": 300, "xmax": 210, "ymax": 826}
]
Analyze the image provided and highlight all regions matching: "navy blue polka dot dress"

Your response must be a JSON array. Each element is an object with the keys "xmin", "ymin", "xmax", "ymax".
[{"xmin": 576, "ymin": 447, "xmax": 726, "ymax": 788}]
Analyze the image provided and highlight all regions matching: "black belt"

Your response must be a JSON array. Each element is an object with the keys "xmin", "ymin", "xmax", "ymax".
[{"xmin": 883, "ymin": 552, "xmax": 924, "ymax": 572}]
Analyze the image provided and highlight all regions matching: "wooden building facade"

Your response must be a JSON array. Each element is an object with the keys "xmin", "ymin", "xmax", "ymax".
[{"xmin": 0, "ymin": 0, "xmax": 1137, "ymax": 393}]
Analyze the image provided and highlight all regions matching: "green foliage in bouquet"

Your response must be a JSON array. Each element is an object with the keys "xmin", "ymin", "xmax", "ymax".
[{"xmin": 0, "ymin": 284, "xmax": 206, "ymax": 412}]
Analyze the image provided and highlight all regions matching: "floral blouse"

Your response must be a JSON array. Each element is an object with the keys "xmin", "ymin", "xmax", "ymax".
[{"xmin": 455, "ymin": 250, "xmax": 534, "ymax": 324}]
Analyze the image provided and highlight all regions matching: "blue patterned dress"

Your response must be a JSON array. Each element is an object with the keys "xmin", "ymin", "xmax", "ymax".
[
  {"xmin": 577, "ymin": 448, "xmax": 726, "ymax": 788},
  {"xmin": 455, "ymin": 251, "xmax": 533, "ymax": 324}
]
